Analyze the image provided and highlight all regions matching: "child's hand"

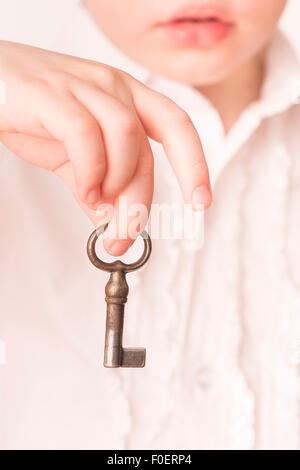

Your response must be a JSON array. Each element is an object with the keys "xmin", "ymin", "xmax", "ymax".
[{"xmin": 0, "ymin": 41, "xmax": 211, "ymax": 255}]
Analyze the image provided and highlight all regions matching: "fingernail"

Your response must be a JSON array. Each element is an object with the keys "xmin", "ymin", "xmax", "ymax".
[
  {"xmin": 106, "ymin": 240, "xmax": 132, "ymax": 256},
  {"xmin": 192, "ymin": 185, "xmax": 212, "ymax": 211},
  {"xmin": 86, "ymin": 186, "xmax": 100, "ymax": 204}
]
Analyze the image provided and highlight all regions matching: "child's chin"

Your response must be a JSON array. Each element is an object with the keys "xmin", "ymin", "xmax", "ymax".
[{"xmin": 152, "ymin": 59, "xmax": 236, "ymax": 87}]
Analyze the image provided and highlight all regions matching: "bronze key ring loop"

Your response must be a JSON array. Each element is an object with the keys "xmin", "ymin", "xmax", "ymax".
[{"xmin": 87, "ymin": 223, "xmax": 152, "ymax": 273}]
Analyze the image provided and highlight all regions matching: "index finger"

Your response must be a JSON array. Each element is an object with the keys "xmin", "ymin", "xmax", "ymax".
[{"xmin": 125, "ymin": 74, "xmax": 212, "ymax": 210}]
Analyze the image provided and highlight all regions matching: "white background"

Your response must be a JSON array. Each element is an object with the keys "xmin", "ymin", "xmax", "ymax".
[{"xmin": 0, "ymin": 0, "xmax": 299, "ymax": 54}]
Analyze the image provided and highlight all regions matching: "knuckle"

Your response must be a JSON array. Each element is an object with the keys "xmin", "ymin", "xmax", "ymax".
[
  {"xmin": 29, "ymin": 71, "xmax": 69, "ymax": 93},
  {"xmin": 31, "ymin": 77, "xmax": 49, "ymax": 89},
  {"xmin": 101, "ymin": 183, "xmax": 119, "ymax": 200},
  {"xmin": 172, "ymin": 108, "xmax": 193, "ymax": 127},
  {"xmin": 114, "ymin": 68, "xmax": 131, "ymax": 81},
  {"xmin": 107, "ymin": 69, "xmax": 122, "ymax": 90},
  {"xmin": 25, "ymin": 76, "xmax": 51, "ymax": 95},
  {"xmin": 46, "ymin": 69, "xmax": 70, "ymax": 88},
  {"xmin": 118, "ymin": 112, "xmax": 139, "ymax": 136},
  {"xmin": 70, "ymin": 113, "xmax": 97, "ymax": 136},
  {"xmin": 100, "ymin": 67, "xmax": 125, "ymax": 95},
  {"xmin": 97, "ymin": 66, "xmax": 132, "ymax": 100}
]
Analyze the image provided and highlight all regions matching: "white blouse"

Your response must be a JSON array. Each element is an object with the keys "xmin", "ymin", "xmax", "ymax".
[{"xmin": 0, "ymin": 2, "xmax": 300, "ymax": 450}]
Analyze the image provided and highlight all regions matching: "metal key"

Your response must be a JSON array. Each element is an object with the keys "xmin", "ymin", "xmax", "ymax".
[{"xmin": 87, "ymin": 224, "xmax": 152, "ymax": 368}]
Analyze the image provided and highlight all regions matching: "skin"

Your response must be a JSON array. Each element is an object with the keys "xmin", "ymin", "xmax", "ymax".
[{"xmin": 85, "ymin": 0, "xmax": 288, "ymax": 131}]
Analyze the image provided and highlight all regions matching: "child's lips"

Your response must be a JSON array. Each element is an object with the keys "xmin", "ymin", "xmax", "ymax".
[
  {"xmin": 158, "ymin": 18, "xmax": 233, "ymax": 47},
  {"xmin": 157, "ymin": 4, "xmax": 233, "ymax": 47}
]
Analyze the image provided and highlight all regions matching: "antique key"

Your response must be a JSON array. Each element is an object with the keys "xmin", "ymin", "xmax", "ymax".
[{"xmin": 87, "ymin": 224, "xmax": 152, "ymax": 368}]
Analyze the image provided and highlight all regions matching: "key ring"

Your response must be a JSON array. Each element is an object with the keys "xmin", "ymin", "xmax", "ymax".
[{"xmin": 87, "ymin": 223, "xmax": 152, "ymax": 273}]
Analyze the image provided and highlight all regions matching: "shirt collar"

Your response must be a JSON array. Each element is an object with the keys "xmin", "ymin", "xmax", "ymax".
[
  {"xmin": 216, "ymin": 29, "xmax": 300, "ymax": 181},
  {"xmin": 259, "ymin": 29, "xmax": 300, "ymax": 117}
]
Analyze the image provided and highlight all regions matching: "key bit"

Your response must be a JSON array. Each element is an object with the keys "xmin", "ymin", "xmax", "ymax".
[{"xmin": 87, "ymin": 224, "xmax": 152, "ymax": 368}]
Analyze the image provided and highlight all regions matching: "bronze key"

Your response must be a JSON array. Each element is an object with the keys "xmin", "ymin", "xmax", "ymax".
[{"xmin": 87, "ymin": 224, "xmax": 152, "ymax": 368}]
